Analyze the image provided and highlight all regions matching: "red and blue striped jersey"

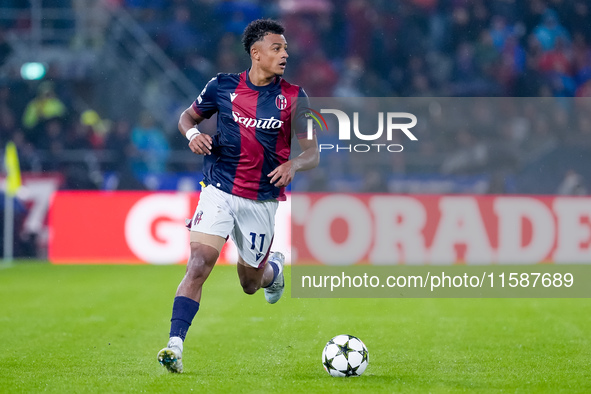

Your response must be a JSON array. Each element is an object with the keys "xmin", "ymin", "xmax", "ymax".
[{"xmin": 192, "ymin": 70, "xmax": 309, "ymax": 201}]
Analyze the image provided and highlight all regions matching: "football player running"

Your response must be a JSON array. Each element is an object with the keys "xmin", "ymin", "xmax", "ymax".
[{"xmin": 157, "ymin": 19, "xmax": 319, "ymax": 373}]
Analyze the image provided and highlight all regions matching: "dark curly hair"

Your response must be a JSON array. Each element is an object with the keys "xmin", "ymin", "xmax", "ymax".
[{"xmin": 242, "ymin": 19, "xmax": 285, "ymax": 55}]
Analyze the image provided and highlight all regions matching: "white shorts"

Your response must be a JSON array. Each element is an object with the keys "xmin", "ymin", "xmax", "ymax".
[{"xmin": 189, "ymin": 185, "xmax": 278, "ymax": 268}]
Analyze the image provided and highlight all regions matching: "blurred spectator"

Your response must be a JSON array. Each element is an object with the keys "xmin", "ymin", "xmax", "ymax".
[
  {"xmin": 489, "ymin": 16, "xmax": 513, "ymax": 50},
  {"xmin": 103, "ymin": 119, "xmax": 146, "ymax": 190},
  {"xmin": 104, "ymin": 119, "xmax": 133, "ymax": 171},
  {"xmin": 282, "ymin": 16, "xmax": 322, "ymax": 58},
  {"xmin": 548, "ymin": 69, "xmax": 577, "ymax": 97},
  {"xmin": 0, "ymin": 29, "xmax": 12, "ymax": 66},
  {"xmin": 569, "ymin": 1, "xmax": 591, "ymax": 41},
  {"xmin": 333, "ymin": 56, "xmax": 365, "ymax": 97},
  {"xmin": 214, "ymin": 1, "xmax": 263, "ymax": 35},
  {"xmin": 183, "ymin": 53, "xmax": 215, "ymax": 90},
  {"xmin": 43, "ymin": 119, "xmax": 66, "ymax": 148},
  {"xmin": 572, "ymin": 33, "xmax": 591, "ymax": 84},
  {"xmin": 557, "ymin": 169, "xmax": 587, "ymax": 195},
  {"xmin": 0, "ymin": 86, "xmax": 18, "ymax": 146},
  {"xmin": 441, "ymin": 129, "xmax": 488, "ymax": 175},
  {"xmin": 296, "ymin": 49, "xmax": 338, "ymax": 97},
  {"xmin": 455, "ymin": 42, "xmax": 476, "ymax": 81},
  {"xmin": 533, "ymin": 9, "xmax": 570, "ymax": 51},
  {"xmin": 130, "ymin": 111, "xmax": 170, "ymax": 176},
  {"xmin": 63, "ymin": 165, "xmax": 101, "ymax": 189},
  {"xmin": 21, "ymin": 82, "xmax": 67, "ymax": 145},
  {"xmin": 10, "ymin": 130, "xmax": 40, "ymax": 172},
  {"xmin": 344, "ymin": 0, "xmax": 377, "ymax": 60},
  {"xmin": 361, "ymin": 169, "xmax": 387, "ymax": 193},
  {"xmin": 80, "ymin": 109, "xmax": 109, "ymax": 149},
  {"xmin": 65, "ymin": 121, "xmax": 93, "ymax": 150},
  {"xmin": 538, "ymin": 36, "xmax": 572, "ymax": 75},
  {"xmin": 576, "ymin": 80, "xmax": 591, "ymax": 97},
  {"xmin": 492, "ymin": 38, "xmax": 521, "ymax": 94},
  {"xmin": 452, "ymin": 41, "xmax": 500, "ymax": 95},
  {"xmin": 215, "ymin": 32, "xmax": 245, "ymax": 73},
  {"xmin": 474, "ymin": 31, "xmax": 499, "ymax": 77},
  {"xmin": 163, "ymin": 5, "xmax": 203, "ymax": 61},
  {"xmin": 136, "ymin": 7, "xmax": 163, "ymax": 42},
  {"xmin": 522, "ymin": 114, "xmax": 557, "ymax": 159}
]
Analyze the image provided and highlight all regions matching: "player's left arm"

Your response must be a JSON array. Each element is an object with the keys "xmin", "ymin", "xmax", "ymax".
[{"xmin": 268, "ymin": 134, "xmax": 319, "ymax": 188}]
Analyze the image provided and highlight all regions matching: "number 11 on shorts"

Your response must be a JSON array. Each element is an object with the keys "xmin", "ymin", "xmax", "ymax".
[{"xmin": 249, "ymin": 232, "xmax": 266, "ymax": 252}]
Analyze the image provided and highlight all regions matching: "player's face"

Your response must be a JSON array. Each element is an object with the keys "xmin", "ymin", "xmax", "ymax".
[{"xmin": 254, "ymin": 33, "xmax": 289, "ymax": 76}]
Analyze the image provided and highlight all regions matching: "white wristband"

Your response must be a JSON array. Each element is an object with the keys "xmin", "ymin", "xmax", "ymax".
[{"xmin": 186, "ymin": 127, "xmax": 201, "ymax": 141}]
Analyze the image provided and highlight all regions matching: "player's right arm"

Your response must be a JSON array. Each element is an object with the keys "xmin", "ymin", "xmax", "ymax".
[
  {"xmin": 179, "ymin": 106, "xmax": 212, "ymax": 155},
  {"xmin": 180, "ymin": 75, "xmax": 220, "ymax": 156}
]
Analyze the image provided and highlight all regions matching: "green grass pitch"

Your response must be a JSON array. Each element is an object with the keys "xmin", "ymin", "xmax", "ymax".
[{"xmin": 1, "ymin": 261, "xmax": 591, "ymax": 393}]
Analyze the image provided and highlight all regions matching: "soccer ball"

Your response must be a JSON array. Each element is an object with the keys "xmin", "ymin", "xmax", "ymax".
[{"xmin": 322, "ymin": 334, "xmax": 369, "ymax": 377}]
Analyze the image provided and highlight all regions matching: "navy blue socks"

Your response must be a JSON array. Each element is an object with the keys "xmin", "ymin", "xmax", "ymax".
[
  {"xmin": 263, "ymin": 260, "xmax": 280, "ymax": 288},
  {"xmin": 169, "ymin": 296, "xmax": 200, "ymax": 341}
]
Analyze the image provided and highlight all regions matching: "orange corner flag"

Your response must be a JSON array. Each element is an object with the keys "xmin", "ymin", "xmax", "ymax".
[{"xmin": 4, "ymin": 141, "xmax": 22, "ymax": 196}]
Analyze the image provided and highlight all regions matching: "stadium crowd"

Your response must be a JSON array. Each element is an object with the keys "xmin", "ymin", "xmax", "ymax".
[
  {"xmin": 1, "ymin": 0, "xmax": 591, "ymax": 193},
  {"xmin": 113, "ymin": 0, "xmax": 591, "ymax": 98}
]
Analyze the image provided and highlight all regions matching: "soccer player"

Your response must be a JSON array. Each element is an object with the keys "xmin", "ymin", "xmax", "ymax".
[{"xmin": 157, "ymin": 19, "xmax": 319, "ymax": 373}]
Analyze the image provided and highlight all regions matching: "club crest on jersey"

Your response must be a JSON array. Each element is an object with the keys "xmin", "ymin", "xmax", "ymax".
[
  {"xmin": 194, "ymin": 211, "xmax": 203, "ymax": 226},
  {"xmin": 275, "ymin": 94, "xmax": 287, "ymax": 110}
]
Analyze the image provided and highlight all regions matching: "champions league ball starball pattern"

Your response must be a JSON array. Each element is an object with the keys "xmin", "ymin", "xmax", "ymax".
[{"xmin": 322, "ymin": 335, "xmax": 369, "ymax": 377}]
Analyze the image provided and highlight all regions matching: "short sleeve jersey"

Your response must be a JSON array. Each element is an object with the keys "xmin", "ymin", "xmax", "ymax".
[{"xmin": 192, "ymin": 70, "xmax": 309, "ymax": 201}]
